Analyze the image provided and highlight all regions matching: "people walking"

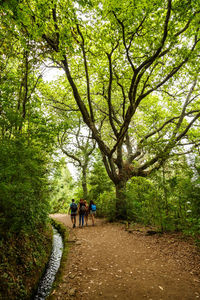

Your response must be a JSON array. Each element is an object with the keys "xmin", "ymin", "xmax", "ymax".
[
  {"xmin": 78, "ymin": 198, "xmax": 86, "ymax": 227},
  {"xmin": 88, "ymin": 200, "xmax": 96, "ymax": 226},
  {"xmin": 69, "ymin": 199, "xmax": 77, "ymax": 228}
]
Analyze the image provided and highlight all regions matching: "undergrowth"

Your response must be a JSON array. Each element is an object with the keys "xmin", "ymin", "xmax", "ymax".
[{"xmin": 0, "ymin": 223, "xmax": 52, "ymax": 300}]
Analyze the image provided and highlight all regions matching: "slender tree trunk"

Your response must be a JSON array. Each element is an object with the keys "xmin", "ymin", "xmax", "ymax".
[
  {"xmin": 82, "ymin": 165, "xmax": 88, "ymax": 199},
  {"xmin": 162, "ymin": 166, "xmax": 169, "ymax": 216},
  {"xmin": 115, "ymin": 179, "xmax": 127, "ymax": 220}
]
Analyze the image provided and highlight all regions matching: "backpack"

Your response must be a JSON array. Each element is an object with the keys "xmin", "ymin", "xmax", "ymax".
[
  {"xmin": 80, "ymin": 204, "xmax": 86, "ymax": 213},
  {"xmin": 71, "ymin": 202, "xmax": 77, "ymax": 213},
  {"xmin": 91, "ymin": 204, "xmax": 96, "ymax": 211}
]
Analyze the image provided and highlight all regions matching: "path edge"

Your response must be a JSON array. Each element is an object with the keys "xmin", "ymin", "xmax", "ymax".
[{"xmin": 47, "ymin": 217, "xmax": 70, "ymax": 300}]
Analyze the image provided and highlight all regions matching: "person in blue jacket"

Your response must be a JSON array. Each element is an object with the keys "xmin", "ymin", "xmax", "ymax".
[{"xmin": 88, "ymin": 200, "xmax": 96, "ymax": 226}]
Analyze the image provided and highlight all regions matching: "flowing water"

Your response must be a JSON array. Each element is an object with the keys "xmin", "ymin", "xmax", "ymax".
[{"xmin": 34, "ymin": 227, "xmax": 63, "ymax": 300}]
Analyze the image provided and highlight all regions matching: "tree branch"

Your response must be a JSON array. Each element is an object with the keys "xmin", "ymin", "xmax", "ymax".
[
  {"xmin": 106, "ymin": 51, "xmax": 119, "ymax": 137},
  {"xmin": 76, "ymin": 24, "xmax": 94, "ymax": 122}
]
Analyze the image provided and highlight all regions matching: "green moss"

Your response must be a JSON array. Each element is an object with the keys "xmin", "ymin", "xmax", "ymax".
[
  {"xmin": 0, "ymin": 218, "xmax": 70, "ymax": 300},
  {"xmin": 0, "ymin": 224, "xmax": 52, "ymax": 300}
]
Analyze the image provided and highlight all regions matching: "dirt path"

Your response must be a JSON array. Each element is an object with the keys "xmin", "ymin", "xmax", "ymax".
[{"xmin": 50, "ymin": 214, "xmax": 200, "ymax": 300}]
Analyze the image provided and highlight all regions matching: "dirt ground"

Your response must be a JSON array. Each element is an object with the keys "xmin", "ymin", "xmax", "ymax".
[{"xmin": 50, "ymin": 214, "xmax": 200, "ymax": 300}]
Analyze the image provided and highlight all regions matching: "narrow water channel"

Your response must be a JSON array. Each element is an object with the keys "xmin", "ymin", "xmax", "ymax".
[{"xmin": 34, "ymin": 227, "xmax": 63, "ymax": 300}]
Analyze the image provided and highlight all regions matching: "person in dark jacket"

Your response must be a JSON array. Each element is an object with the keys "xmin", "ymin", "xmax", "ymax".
[
  {"xmin": 68, "ymin": 199, "xmax": 77, "ymax": 228},
  {"xmin": 78, "ymin": 198, "xmax": 86, "ymax": 227}
]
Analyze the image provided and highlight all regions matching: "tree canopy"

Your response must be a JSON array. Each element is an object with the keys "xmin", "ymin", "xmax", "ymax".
[{"xmin": 2, "ymin": 0, "xmax": 200, "ymax": 219}]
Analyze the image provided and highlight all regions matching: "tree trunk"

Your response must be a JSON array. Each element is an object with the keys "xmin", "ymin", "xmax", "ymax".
[
  {"xmin": 82, "ymin": 165, "xmax": 88, "ymax": 199},
  {"xmin": 115, "ymin": 180, "xmax": 127, "ymax": 220}
]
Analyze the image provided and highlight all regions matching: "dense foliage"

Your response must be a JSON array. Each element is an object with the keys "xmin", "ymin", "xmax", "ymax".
[
  {"xmin": 0, "ymin": 8, "xmax": 58, "ymax": 299},
  {"xmin": 89, "ymin": 155, "xmax": 200, "ymax": 237},
  {"xmin": 125, "ymin": 163, "xmax": 200, "ymax": 235},
  {"xmin": 1, "ymin": 0, "xmax": 200, "ymax": 224},
  {"xmin": 5, "ymin": 0, "xmax": 200, "ymax": 219},
  {"xmin": 0, "ymin": 138, "xmax": 51, "ymax": 235},
  {"xmin": 49, "ymin": 157, "xmax": 74, "ymax": 213}
]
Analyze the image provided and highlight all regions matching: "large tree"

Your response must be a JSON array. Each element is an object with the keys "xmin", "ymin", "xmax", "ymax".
[{"xmin": 5, "ymin": 0, "xmax": 200, "ymax": 218}]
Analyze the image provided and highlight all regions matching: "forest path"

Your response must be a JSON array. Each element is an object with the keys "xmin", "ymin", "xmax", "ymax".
[{"xmin": 50, "ymin": 214, "xmax": 200, "ymax": 300}]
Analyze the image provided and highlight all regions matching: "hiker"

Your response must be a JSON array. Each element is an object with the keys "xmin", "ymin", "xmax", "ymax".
[
  {"xmin": 78, "ymin": 198, "xmax": 86, "ymax": 227},
  {"xmin": 69, "ymin": 199, "xmax": 77, "ymax": 228},
  {"xmin": 88, "ymin": 200, "xmax": 96, "ymax": 226},
  {"xmin": 84, "ymin": 200, "xmax": 89, "ymax": 226}
]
